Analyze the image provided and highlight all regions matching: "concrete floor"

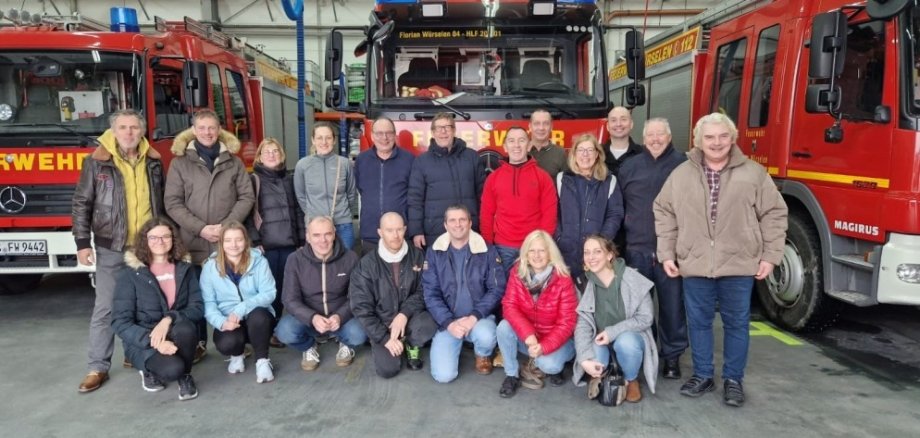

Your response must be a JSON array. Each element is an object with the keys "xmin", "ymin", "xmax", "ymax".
[{"xmin": 1, "ymin": 274, "xmax": 918, "ymax": 437}]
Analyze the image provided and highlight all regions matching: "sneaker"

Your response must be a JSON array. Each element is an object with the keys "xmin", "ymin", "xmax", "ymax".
[
  {"xmin": 256, "ymin": 358, "xmax": 274, "ymax": 383},
  {"xmin": 177, "ymin": 374, "xmax": 198, "ymax": 401},
  {"xmin": 519, "ymin": 360, "xmax": 544, "ymax": 390},
  {"xmin": 301, "ymin": 346, "xmax": 320, "ymax": 371},
  {"xmin": 139, "ymin": 370, "xmax": 165, "ymax": 392},
  {"xmin": 335, "ymin": 343, "xmax": 355, "ymax": 367},
  {"xmin": 680, "ymin": 375, "xmax": 716, "ymax": 397},
  {"xmin": 406, "ymin": 345, "xmax": 423, "ymax": 371},
  {"xmin": 193, "ymin": 341, "xmax": 208, "ymax": 364},
  {"xmin": 723, "ymin": 379, "xmax": 745, "ymax": 407},
  {"xmin": 227, "ymin": 355, "xmax": 245, "ymax": 374},
  {"xmin": 499, "ymin": 376, "xmax": 521, "ymax": 398}
]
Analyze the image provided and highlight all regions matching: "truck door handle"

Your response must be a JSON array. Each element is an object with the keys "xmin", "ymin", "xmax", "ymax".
[{"xmin": 792, "ymin": 151, "xmax": 812, "ymax": 158}]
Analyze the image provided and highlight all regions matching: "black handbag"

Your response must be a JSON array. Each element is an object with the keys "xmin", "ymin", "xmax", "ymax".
[{"xmin": 597, "ymin": 352, "xmax": 627, "ymax": 407}]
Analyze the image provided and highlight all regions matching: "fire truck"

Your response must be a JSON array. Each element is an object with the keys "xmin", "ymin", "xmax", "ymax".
[
  {"xmin": 610, "ymin": 0, "xmax": 920, "ymax": 331},
  {"xmin": 323, "ymin": 0, "xmax": 644, "ymax": 166},
  {"xmin": 0, "ymin": 9, "xmax": 312, "ymax": 294}
]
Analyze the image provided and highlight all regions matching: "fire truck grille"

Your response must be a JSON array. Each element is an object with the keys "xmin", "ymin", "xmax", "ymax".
[{"xmin": 0, "ymin": 185, "xmax": 74, "ymax": 216}]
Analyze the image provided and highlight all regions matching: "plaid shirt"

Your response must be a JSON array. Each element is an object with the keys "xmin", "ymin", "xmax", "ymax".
[{"xmin": 703, "ymin": 164, "xmax": 722, "ymax": 224}]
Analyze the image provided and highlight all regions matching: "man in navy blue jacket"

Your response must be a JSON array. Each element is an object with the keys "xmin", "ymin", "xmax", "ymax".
[
  {"xmin": 618, "ymin": 117, "xmax": 688, "ymax": 380},
  {"xmin": 422, "ymin": 204, "xmax": 506, "ymax": 383},
  {"xmin": 355, "ymin": 117, "xmax": 414, "ymax": 255}
]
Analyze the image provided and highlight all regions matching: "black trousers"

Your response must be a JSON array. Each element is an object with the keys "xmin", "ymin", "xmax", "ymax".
[
  {"xmin": 212, "ymin": 307, "xmax": 275, "ymax": 360},
  {"xmin": 626, "ymin": 249, "xmax": 689, "ymax": 361},
  {"xmin": 262, "ymin": 246, "xmax": 296, "ymax": 319},
  {"xmin": 370, "ymin": 311, "xmax": 437, "ymax": 379},
  {"xmin": 144, "ymin": 319, "xmax": 197, "ymax": 382}
]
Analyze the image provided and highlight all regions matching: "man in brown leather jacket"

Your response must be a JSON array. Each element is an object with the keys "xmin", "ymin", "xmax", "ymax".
[{"xmin": 72, "ymin": 109, "xmax": 164, "ymax": 393}]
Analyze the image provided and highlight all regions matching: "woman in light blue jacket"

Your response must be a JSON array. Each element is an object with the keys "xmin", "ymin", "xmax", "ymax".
[{"xmin": 201, "ymin": 221, "xmax": 277, "ymax": 383}]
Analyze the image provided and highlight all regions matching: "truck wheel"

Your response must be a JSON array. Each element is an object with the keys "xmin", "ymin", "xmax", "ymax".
[
  {"xmin": 756, "ymin": 212, "xmax": 839, "ymax": 332},
  {"xmin": 0, "ymin": 274, "xmax": 43, "ymax": 295},
  {"xmin": 478, "ymin": 149, "xmax": 504, "ymax": 175}
]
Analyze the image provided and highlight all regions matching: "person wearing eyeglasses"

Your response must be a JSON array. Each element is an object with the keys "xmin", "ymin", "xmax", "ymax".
[
  {"xmin": 355, "ymin": 117, "xmax": 414, "ymax": 255},
  {"xmin": 246, "ymin": 138, "xmax": 304, "ymax": 348},
  {"xmin": 408, "ymin": 112, "xmax": 486, "ymax": 249},
  {"xmin": 553, "ymin": 134, "xmax": 624, "ymax": 280},
  {"xmin": 112, "ymin": 218, "xmax": 203, "ymax": 401},
  {"xmin": 73, "ymin": 109, "xmax": 165, "ymax": 394}
]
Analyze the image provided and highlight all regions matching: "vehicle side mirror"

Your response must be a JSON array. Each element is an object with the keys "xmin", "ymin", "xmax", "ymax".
[
  {"xmin": 326, "ymin": 30, "xmax": 343, "ymax": 81},
  {"xmin": 805, "ymin": 83, "xmax": 841, "ymax": 113},
  {"xmin": 182, "ymin": 61, "xmax": 208, "ymax": 108},
  {"xmin": 326, "ymin": 84, "xmax": 343, "ymax": 108},
  {"xmin": 625, "ymin": 30, "xmax": 645, "ymax": 80},
  {"xmin": 808, "ymin": 11, "xmax": 847, "ymax": 79},
  {"xmin": 625, "ymin": 83, "xmax": 646, "ymax": 107},
  {"xmin": 867, "ymin": 0, "xmax": 911, "ymax": 19}
]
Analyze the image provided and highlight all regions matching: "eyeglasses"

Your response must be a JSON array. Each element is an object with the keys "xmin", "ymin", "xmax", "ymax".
[
  {"xmin": 147, "ymin": 235, "xmax": 173, "ymax": 243},
  {"xmin": 575, "ymin": 148, "xmax": 597, "ymax": 155},
  {"xmin": 433, "ymin": 125, "xmax": 455, "ymax": 132},
  {"xmin": 261, "ymin": 149, "xmax": 282, "ymax": 156},
  {"xmin": 373, "ymin": 131, "xmax": 396, "ymax": 137}
]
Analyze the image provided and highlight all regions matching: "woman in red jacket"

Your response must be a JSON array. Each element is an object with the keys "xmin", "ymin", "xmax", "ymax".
[{"xmin": 496, "ymin": 230, "xmax": 577, "ymax": 398}]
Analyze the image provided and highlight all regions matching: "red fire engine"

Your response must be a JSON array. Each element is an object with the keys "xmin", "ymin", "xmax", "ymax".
[
  {"xmin": 0, "ymin": 10, "xmax": 310, "ymax": 293},
  {"xmin": 324, "ymin": 0, "xmax": 644, "ymax": 167},
  {"xmin": 610, "ymin": 0, "xmax": 920, "ymax": 330}
]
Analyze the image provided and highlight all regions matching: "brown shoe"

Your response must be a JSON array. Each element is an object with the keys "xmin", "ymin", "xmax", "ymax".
[
  {"xmin": 269, "ymin": 335, "xmax": 286, "ymax": 349},
  {"xmin": 475, "ymin": 355, "xmax": 493, "ymax": 375},
  {"xmin": 492, "ymin": 350, "xmax": 504, "ymax": 368},
  {"xmin": 193, "ymin": 341, "xmax": 208, "ymax": 364},
  {"xmin": 520, "ymin": 360, "xmax": 544, "ymax": 390},
  {"xmin": 78, "ymin": 371, "xmax": 109, "ymax": 393},
  {"xmin": 626, "ymin": 380, "xmax": 642, "ymax": 403}
]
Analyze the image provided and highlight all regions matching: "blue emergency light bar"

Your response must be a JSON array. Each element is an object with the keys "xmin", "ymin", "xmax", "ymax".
[{"xmin": 110, "ymin": 7, "xmax": 140, "ymax": 32}]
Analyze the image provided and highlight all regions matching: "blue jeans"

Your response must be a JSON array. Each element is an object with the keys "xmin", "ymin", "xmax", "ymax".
[
  {"xmin": 682, "ymin": 276, "xmax": 754, "ymax": 382},
  {"xmin": 494, "ymin": 245, "xmax": 520, "ymax": 276},
  {"xmin": 335, "ymin": 222, "xmax": 355, "ymax": 250},
  {"xmin": 496, "ymin": 319, "xmax": 575, "ymax": 377},
  {"xmin": 593, "ymin": 331, "xmax": 645, "ymax": 381},
  {"xmin": 274, "ymin": 314, "xmax": 367, "ymax": 352},
  {"xmin": 429, "ymin": 316, "xmax": 497, "ymax": 383},
  {"xmin": 625, "ymin": 249, "xmax": 688, "ymax": 360}
]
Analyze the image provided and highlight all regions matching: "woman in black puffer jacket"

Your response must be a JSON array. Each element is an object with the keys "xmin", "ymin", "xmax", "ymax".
[{"xmin": 247, "ymin": 138, "xmax": 305, "ymax": 343}]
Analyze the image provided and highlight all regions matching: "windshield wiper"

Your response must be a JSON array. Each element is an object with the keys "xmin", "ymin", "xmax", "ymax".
[
  {"xmin": 532, "ymin": 97, "xmax": 578, "ymax": 119},
  {"xmin": 414, "ymin": 93, "xmax": 471, "ymax": 121},
  {"xmin": 4, "ymin": 123, "xmax": 99, "ymax": 146}
]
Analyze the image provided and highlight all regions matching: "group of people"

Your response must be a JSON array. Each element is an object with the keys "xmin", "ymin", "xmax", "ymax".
[{"xmin": 72, "ymin": 105, "xmax": 787, "ymax": 408}]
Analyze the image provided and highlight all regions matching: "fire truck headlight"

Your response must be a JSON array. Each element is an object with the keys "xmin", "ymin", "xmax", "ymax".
[
  {"xmin": 421, "ymin": 2, "xmax": 445, "ymax": 18},
  {"xmin": 896, "ymin": 263, "xmax": 920, "ymax": 283},
  {"xmin": 532, "ymin": 1, "xmax": 555, "ymax": 16},
  {"xmin": 0, "ymin": 103, "xmax": 13, "ymax": 121}
]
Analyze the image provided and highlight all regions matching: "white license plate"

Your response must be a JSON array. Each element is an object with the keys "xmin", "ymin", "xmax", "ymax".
[{"xmin": 0, "ymin": 240, "xmax": 47, "ymax": 255}]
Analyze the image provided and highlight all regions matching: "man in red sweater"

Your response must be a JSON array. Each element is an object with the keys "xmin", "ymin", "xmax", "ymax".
[{"xmin": 479, "ymin": 127, "xmax": 558, "ymax": 274}]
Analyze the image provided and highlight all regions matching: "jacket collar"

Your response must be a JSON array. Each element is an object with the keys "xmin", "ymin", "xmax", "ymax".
[
  {"xmin": 687, "ymin": 144, "xmax": 747, "ymax": 170},
  {"xmin": 428, "ymin": 137, "xmax": 467, "ymax": 157},
  {"xmin": 431, "ymin": 230, "xmax": 488, "ymax": 254},
  {"xmin": 170, "ymin": 127, "xmax": 241, "ymax": 156},
  {"xmin": 92, "ymin": 130, "xmax": 161, "ymax": 162},
  {"xmin": 124, "ymin": 249, "xmax": 192, "ymax": 270}
]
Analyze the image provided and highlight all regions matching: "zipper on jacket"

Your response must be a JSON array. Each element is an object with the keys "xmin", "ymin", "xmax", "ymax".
[{"xmin": 322, "ymin": 258, "xmax": 329, "ymax": 315}]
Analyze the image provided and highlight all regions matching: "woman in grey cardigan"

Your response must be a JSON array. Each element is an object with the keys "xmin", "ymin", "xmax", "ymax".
[
  {"xmin": 572, "ymin": 234, "xmax": 658, "ymax": 403},
  {"xmin": 293, "ymin": 122, "xmax": 358, "ymax": 249}
]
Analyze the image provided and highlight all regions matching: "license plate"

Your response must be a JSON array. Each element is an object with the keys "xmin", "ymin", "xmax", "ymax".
[{"xmin": 0, "ymin": 240, "xmax": 47, "ymax": 256}]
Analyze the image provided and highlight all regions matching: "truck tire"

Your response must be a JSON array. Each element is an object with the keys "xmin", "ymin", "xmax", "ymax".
[
  {"xmin": 478, "ymin": 149, "xmax": 504, "ymax": 175},
  {"xmin": 756, "ymin": 211, "xmax": 839, "ymax": 332},
  {"xmin": 0, "ymin": 274, "xmax": 43, "ymax": 295}
]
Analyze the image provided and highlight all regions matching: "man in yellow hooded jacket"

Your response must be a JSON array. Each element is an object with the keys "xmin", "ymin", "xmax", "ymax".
[{"xmin": 72, "ymin": 109, "xmax": 165, "ymax": 393}]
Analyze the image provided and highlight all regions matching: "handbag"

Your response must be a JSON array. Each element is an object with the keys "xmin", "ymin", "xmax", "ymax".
[{"xmin": 597, "ymin": 352, "xmax": 628, "ymax": 407}]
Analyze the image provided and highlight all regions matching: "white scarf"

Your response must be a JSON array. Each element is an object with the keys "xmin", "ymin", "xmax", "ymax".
[{"xmin": 378, "ymin": 240, "xmax": 409, "ymax": 263}]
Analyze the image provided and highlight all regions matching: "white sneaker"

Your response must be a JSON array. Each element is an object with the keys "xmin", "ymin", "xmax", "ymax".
[
  {"xmin": 256, "ymin": 358, "xmax": 274, "ymax": 383},
  {"xmin": 301, "ymin": 346, "xmax": 320, "ymax": 371},
  {"xmin": 335, "ymin": 342, "xmax": 355, "ymax": 367},
  {"xmin": 227, "ymin": 355, "xmax": 245, "ymax": 374}
]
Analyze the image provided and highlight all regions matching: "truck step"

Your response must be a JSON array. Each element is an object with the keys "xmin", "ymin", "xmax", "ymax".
[
  {"xmin": 826, "ymin": 289, "xmax": 876, "ymax": 307},
  {"xmin": 831, "ymin": 254, "xmax": 874, "ymax": 272}
]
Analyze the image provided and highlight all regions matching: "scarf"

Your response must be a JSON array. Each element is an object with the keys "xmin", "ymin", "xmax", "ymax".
[
  {"xmin": 378, "ymin": 240, "xmax": 409, "ymax": 263},
  {"xmin": 524, "ymin": 265, "xmax": 554, "ymax": 297}
]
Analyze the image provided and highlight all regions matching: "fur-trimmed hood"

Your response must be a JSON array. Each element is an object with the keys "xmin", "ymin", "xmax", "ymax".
[
  {"xmin": 124, "ymin": 249, "xmax": 192, "ymax": 270},
  {"xmin": 431, "ymin": 230, "xmax": 489, "ymax": 254},
  {"xmin": 170, "ymin": 127, "xmax": 241, "ymax": 156}
]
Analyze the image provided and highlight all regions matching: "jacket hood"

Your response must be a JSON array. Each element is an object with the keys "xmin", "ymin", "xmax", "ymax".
[
  {"xmin": 687, "ymin": 144, "xmax": 747, "ymax": 169},
  {"xmin": 124, "ymin": 249, "xmax": 192, "ymax": 270},
  {"xmin": 93, "ymin": 129, "xmax": 160, "ymax": 162},
  {"xmin": 301, "ymin": 237, "xmax": 347, "ymax": 263},
  {"xmin": 171, "ymin": 127, "xmax": 241, "ymax": 156},
  {"xmin": 427, "ymin": 137, "xmax": 468, "ymax": 157},
  {"xmin": 431, "ymin": 229, "xmax": 489, "ymax": 254}
]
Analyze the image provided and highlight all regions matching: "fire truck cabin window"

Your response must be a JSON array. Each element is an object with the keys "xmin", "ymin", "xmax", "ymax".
[
  {"xmin": 908, "ymin": 9, "xmax": 920, "ymax": 113},
  {"xmin": 749, "ymin": 25, "xmax": 780, "ymax": 128},
  {"xmin": 711, "ymin": 38, "xmax": 748, "ymax": 123},
  {"xmin": 807, "ymin": 20, "xmax": 884, "ymax": 121}
]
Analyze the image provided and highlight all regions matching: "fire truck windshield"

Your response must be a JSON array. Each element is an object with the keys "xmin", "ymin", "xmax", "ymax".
[
  {"xmin": 368, "ymin": 24, "xmax": 605, "ymax": 112},
  {"xmin": 0, "ymin": 51, "xmax": 141, "ymax": 140}
]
